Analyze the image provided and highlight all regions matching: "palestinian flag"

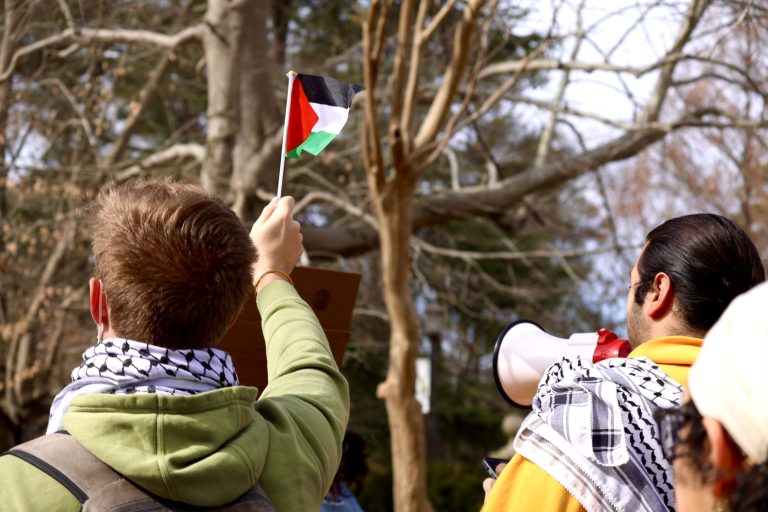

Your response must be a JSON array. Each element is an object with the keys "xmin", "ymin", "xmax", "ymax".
[{"xmin": 286, "ymin": 74, "xmax": 363, "ymax": 158}]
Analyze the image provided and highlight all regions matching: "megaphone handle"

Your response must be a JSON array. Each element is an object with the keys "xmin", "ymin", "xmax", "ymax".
[{"xmin": 593, "ymin": 328, "xmax": 631, "ymax": 362}]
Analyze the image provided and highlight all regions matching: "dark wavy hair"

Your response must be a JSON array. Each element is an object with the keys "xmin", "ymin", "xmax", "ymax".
[
  {"xmin": 634, "ymin": 214, "xmax": 764, "ymax": 335},
  {"xmin": 731, "ymin": 464, "xmax": 768, "ymax": 511},
  {"xmin": 664, "ymin": 399, "xmax": 715, "ymax": 484},
  {"xmin": 328, "ymin": 429, "xmax": 370, "ymax": 498},
  {"xmin": 667, "ymin": 400, "xmax": 768, "ymax": 511}
]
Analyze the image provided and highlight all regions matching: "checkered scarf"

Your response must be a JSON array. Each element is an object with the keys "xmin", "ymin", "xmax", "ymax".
[
  {"xmin": 47, "ymin": 338, "xmax": 239, "ymax": 434},
  {"xmin": 513, "ymin": 356, "xmax": 682, "ymax": 512}
]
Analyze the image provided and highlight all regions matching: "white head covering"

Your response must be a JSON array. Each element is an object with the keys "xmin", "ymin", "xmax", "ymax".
[{"xmin": 688, "ymin": 281, "xmax": 768, "ymax": 463}]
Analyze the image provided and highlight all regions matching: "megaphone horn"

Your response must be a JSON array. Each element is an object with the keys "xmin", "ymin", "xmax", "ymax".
[{"xmin": 492, "ymin": 320, "xmax": 630, "ymax": 408}]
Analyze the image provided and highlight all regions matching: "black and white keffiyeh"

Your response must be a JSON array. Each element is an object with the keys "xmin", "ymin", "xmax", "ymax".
[
  {"xmin": 47, "ymin": 338, "xmax": 239, "ymax": 434},
  {"xmin": 513, "ymin": 356, "xmax": 682, "ymax": 512}
]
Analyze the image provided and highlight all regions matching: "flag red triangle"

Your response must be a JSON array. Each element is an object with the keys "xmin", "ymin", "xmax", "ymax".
[{"xmin": 286, "ymin": 77, "xmax": 319, "ymax": 152}]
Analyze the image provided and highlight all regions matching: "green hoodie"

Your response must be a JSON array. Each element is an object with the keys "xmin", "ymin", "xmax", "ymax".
[{"xmin": 0, "ymin": 280, "xmax": 350, "ymax": 511}]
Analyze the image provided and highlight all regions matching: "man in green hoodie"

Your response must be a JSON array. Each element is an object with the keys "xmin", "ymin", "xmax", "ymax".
[{"xmin": 0, "ymin": 180, "xmax": 350, "ymax": 511}]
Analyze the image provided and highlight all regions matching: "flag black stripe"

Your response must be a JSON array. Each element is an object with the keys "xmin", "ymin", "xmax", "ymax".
[{"xmin": 298, "ymin": 74, "xmax": 363, "ymax": 109}]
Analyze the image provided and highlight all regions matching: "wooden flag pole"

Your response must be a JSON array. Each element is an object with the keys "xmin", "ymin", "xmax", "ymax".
[{"xmin": 277, "ymin": 70, "xmax": 297, "ymax": 198}]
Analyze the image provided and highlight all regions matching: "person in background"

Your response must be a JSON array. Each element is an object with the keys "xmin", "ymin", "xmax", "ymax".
[
  {"xmin": 321, "ymin": 429, "xmax": 370, "ymax": 512},
  {"xmin": 660, "ymin": 281, "xmax": 768, "ymax": 512},
  {"xmin": 483, "ymin": 214, "xmax": 764, "ymax": 512},
  {"xmin": 0, "ymin": 180, "xmax": 349, "ymax": 511}
]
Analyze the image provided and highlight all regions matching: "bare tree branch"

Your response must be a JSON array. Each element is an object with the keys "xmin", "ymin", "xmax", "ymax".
[
  {"xmin": 421, "ymin": 0, "xmax": 460, "ymax": 42},
  {"xmin": 362, "ymin": 0, "xmax": 390, "ymax": 193},
  {"xmin": 303, "ymin": 118, "xmax": 676, "ymax": 256},
  {"xmin": 641, "ymin": 0, "xmax": 711, "ymax": 123},
  {"xmin": 443, "ymin": 148, "xmax": 461, "ymax": 191},
  {"xmin": 535, "ymin": 0, "xmax": 586, "ymax": 166},
  {"xmin": 4, "ymin": 212, "xmax": 77, "ymax": 423},
  {"xmin": 39, "ymin": 78, "xmax": 99, "ymax": 156},
  {"xmin": 294, "ymin": 190, "xmax": 379, "ymax": 229},
  {"xmin": 0, "ymin": 25, "xmax": 204, "ymax": 82},
  {"xmin": 478, "ymin": 54, "xmax": 686, "ymax": 80},
  {"xmin": 417, "ymin": 41, "xmax": 548, "ymax": 168},
  {"xmin": 410, "ymin": 236, "xmax": 624, "ymax": 261},
  {"xmin": 114, "ymin": 143, "xmax": 205, "ymax": 182},
  {"xmin": 389, "ymin": 0, "xmax": 415, "ymax": 142},
  {"xmin": 414, "ymin": 0, "xmax": 488, "ymax": 148},
  {"xmin": 56, "ymin": 0, "xmax": 76, "ymax": 30},
  {"xmin": 106, "ymin": 52, "xmax": 173, "ymax": 166},
  {"xmin": 401, "ymin": 0, "xmax": 428, "ymax": 151}
]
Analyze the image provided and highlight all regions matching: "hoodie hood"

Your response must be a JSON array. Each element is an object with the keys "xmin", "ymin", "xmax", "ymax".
[
  {"xmin": 64, "ymin": 386, "xmax": 265, "ymax": 507},
  {"xmin": 628, "ymin": 335, "xmax": 702, "ymax": 386}
]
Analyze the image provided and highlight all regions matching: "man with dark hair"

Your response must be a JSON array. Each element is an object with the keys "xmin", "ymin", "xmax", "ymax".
[
  {"xmin": 483, "ymin": 213, "xmax": 764, "ymax": 512},
  {"xmin": 628, "ymin": 214, "xmax": 765, "ymax": 347},
  {"xmin": 0, "ymin": 180, "xmax": 349, "ymax": 511}
]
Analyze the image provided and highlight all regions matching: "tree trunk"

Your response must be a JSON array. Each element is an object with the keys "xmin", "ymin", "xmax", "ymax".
[
  {"xmin": 202, "ymin": 0, "xmax": 281, "ymax": 218},
  {"xmin": 270, "ymin": 0, "xmax": 291, "ymax": 67},
  {"xmin": 374, "ymin": 175, "xmax": 434, "ymax": 512},
  {"xmin": 229, "ymin": 0, "xmax": 282, "ymax": 219},
  {"xmin": 0, "ymin": 0, "xmax": 19, "ymax": 427},
  {"xmin": 0, "ymin": 0, "xmax": 24, "ymax": 325},
  {"xmin": 201, "ymin": 0, "xmax": 238, "ymax": 198}
]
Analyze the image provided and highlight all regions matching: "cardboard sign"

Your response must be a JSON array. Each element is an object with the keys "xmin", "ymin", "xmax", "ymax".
[{"xmin": 218, "ymin": 266, "xmax": 361, "ymax": 390}]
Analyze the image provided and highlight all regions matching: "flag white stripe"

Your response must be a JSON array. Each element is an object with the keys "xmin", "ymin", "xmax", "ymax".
[{"xmin": 309, "ymin": 102, "xmax": 350, "ymax": 134}]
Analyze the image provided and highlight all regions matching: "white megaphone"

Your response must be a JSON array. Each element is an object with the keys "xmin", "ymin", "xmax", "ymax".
[{"xmin": 492, "ymin": 320, "xmax": 631, "ymax": 407}]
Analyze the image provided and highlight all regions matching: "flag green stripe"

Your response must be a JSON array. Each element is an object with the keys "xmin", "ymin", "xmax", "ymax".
[{"xmin": 286, "ymin": 131, "xmax": 337, "ymax": 158}]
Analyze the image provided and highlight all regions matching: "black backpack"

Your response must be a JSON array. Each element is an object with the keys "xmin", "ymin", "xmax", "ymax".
[{"xmin": 5, "ymin": 432, "xmax": 275, "ymax": 511}]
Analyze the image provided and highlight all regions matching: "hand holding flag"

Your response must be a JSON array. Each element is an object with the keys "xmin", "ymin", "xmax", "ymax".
[{"xmin": 277, "ymin": 72, "xmax": 364, "ymax": 196}]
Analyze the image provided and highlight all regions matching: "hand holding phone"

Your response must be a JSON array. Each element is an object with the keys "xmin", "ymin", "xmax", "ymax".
[{"xmin": 481, "ymin": 457, "xmax": 509, "ymax": 479}]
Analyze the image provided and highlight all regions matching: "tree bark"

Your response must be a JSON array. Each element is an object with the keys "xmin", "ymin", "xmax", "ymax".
[
  {"xmin": 373, "ymin": 173, "xmax": 433, "ymax": 512},
  {"xmin": 363, "ymin": 1, "xmax": 434, "ymax": 507},
  {"xmin": 0, "ymin": 0, "xmax": 21, "ymax": 426},
  {"xmin": 271, "ymin": 0, "xmax": 291, "ymax": 66},
  {"xmin": 362, "ymin": 2, "xmax": 487, "ymax": 508},
  {"xmin": 0, "ymin": 0, "xmax": 15, "ymax": 328},
  {"xmin": 202, "ymin": 0, "xmax": 281, "ymax": 217},
  {"xmin": 230, "ymin": 0, "xmax": 282, "ymax": 219},
  {"xmin": 201, "ymin": 0, "xmax": 238, "ymax": 198}
]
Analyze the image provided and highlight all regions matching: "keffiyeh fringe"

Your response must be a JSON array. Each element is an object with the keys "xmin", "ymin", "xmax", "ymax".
[
  {"xmin": 47, "ymin": 338, "xmax": 238, "ymax": 434},
  {"xmin": 514, "ymin": 356, "xmax": 682, "ymax": 512}
]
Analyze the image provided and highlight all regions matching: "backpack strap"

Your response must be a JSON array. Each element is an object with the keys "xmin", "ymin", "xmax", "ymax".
[
  {"xmin": 6, "ymin": 432, "xmax": 120, "ymax": 505},
  {"xmin": 5, "ymin": 432, "xmax": 276, "ymax": 511},
  {"xmin": 6, "ymin": 433, "xmax": 180, "ymax": 511}
]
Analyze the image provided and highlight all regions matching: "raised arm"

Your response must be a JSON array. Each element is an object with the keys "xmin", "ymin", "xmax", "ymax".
[{"xmin": 249, "ymin": 196, "xmax": 350, "ymax": 511}]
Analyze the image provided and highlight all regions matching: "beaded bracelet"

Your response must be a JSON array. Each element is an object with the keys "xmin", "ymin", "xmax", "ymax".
[{"xmin": 254, "ymin": 269, "xmax": 294, "ymax": 291}]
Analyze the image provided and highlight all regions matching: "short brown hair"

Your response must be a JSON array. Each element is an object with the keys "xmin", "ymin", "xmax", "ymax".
[{"xmin": 90, "ymin": 179, "xmax": 255, "ymax": 349}]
